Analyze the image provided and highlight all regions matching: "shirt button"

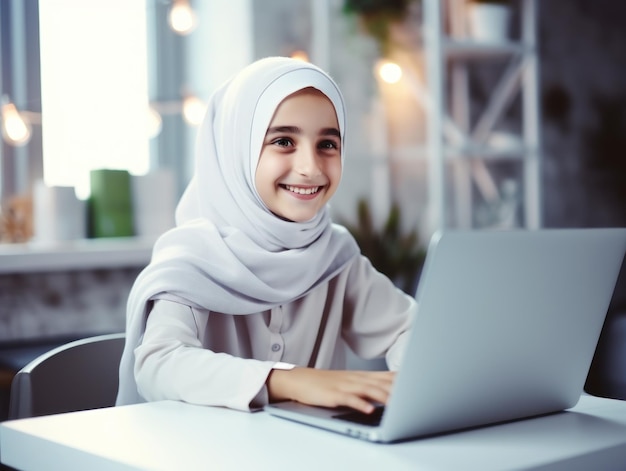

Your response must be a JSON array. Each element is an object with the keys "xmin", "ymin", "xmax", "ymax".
[{"xmin": 271, "ymin": 343, "xmax": 281, "ymax": 352}]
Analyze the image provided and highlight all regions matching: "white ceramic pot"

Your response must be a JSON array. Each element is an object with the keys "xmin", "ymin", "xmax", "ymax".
[{"xmin": 467, "ymin": 3, "xmax": 512, "ymax": 42}]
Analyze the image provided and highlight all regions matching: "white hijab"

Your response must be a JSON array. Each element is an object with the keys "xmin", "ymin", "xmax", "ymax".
[{"xmin": 117, "ymin": 57, "xmax": 359, "ymax": 404}]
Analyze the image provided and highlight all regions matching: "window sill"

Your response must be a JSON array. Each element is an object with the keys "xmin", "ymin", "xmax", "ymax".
[{"xmin": 0, "ymin": 237, "xmax": 155, "ymax": 274}]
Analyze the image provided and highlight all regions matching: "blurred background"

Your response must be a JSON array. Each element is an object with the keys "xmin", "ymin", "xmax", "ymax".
[
  {"xmin": 2, "ymin": 0, "xmax": 624, "ymax": 245},
  {"xmin": 0, "ymin": 0, "xmax": 626, "ymax": 418}
]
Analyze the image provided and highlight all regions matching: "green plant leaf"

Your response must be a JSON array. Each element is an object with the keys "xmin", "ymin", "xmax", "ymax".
[{"xmin": 338, "ymin": 198, "xmax": 426, "ymax": 294}]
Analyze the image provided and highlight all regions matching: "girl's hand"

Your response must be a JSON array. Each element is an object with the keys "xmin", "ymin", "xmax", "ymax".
[{"xmin": 266, "ymin": 367, "xmax": 395, "ymax": 414}]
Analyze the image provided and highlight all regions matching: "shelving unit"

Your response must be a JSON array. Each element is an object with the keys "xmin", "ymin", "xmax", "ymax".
[{"xmin": 422, "ymin": 0, "xmax": 541, "ymax": 234}]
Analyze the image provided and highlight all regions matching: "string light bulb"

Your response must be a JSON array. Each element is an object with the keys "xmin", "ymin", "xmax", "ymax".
[
  {"xmin": 182, "ymin": 95, "xmax": 206, "ymax": 126},
  {"xmin": 290, "ymin": 50, "xmax": 309, "ymax": 62},
  {"xmin": 168, "ymin": 0, "xmax": 197, "ymax": 35},
  {"xmin": 376, "ymin": 60, "xmax": 403, "ymax": 84},
  {"xmin": 1, "ymin": 96, "xmax": 32, "ymax": 146}
]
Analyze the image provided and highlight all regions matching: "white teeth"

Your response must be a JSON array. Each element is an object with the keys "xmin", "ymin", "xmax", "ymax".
[{"xmin": 285, "ymin": 185, "xmax": 321, "ymax": 195}]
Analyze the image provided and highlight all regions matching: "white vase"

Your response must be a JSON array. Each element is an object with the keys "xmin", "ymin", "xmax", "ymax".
[
  {"xmin": 467, "ymin": 3, "xmax": 512, "ymax": 43},
  {"xmin": 33, "ymin": 180, "xmax": 87, "ymax": 242}
]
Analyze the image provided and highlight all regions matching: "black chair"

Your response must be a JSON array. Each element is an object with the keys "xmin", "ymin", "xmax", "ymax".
[
  {"xmin": 585, "ymin": 255, "xmax": 626, "ymax": 400},
  {"xmin": 585, "ymin": 308, "xmax": 626, "ymax": 400},
  {"xmin": 8, "ymin": 333, "xmax": 125, "ymax": 419}
]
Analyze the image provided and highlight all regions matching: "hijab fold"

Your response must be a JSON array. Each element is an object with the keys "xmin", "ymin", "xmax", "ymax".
[{"xmin": 117, "ymin": 57, "xmax": 359, "ymax": 405}]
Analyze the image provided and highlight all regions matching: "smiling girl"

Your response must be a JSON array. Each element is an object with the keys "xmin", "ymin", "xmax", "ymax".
[{"xmin": 116, "ymin": 57, "xmax": 415, "ymax": 414}]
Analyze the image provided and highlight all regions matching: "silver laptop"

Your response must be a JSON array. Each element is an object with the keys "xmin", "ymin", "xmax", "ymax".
[{"xmin": 265, "ymin": 228, "xmax": 626, "ymax": 443}]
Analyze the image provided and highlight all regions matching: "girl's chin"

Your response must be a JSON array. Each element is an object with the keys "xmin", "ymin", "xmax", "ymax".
[{"xmin": 271, "ymin": 208, "xmax": 320, "ymax": 223}]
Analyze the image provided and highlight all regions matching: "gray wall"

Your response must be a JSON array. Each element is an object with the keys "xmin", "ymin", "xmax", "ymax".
[{"xmin": 539, "ymin": 0, "xmax": 626, "ymax": 228}]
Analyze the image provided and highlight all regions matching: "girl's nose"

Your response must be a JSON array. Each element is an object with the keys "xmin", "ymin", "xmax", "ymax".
[{"xmin": 294, "ymin": 145, "xmax": 321, "ymax": 177}]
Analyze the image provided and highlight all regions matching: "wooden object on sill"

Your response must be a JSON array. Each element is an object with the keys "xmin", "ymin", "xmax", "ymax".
[{"xmin": 0, "ymin": 194, "xmax": 33, "ymax": 243}]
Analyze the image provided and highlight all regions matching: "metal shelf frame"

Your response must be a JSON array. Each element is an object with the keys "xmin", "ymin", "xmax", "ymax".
[{"xmin": 422, "ymin": 0, "xmax": 542, "ymax": 233}]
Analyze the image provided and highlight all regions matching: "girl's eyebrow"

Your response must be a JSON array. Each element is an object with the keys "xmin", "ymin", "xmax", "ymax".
[
  {"xmin": 265, "ymin": 126, "xmax": 341, "ymax": 138},
  {"xmin": 266, "ymin": 125, "xmax": 299, "ymax": 135},
  {"xmin": 321, "ymin": 128, "xmax": 341, "ymax": 138}
]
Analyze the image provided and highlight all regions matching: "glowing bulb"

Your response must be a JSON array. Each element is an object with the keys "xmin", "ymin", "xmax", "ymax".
[
  {"xmin": 377, "ymin": 61, "xmax": 403, "ymax": 84},
  {"xmin": 147, "ymin": 105, "xmax": 162, "ymax": 139},
  {"xmin": 168, "ymin": 0, "xmax": 197, "ymax": 35},
  {"xmin": 182, "ymin": 95, "xmax": 206, "ymax": 126},
  {"xmin": 290, "ymin": 50, "xmax": 309, "ymax": 62},
  {"xmin": 1, "ymin": 100, "xmax": 32, "ymax": 146}
]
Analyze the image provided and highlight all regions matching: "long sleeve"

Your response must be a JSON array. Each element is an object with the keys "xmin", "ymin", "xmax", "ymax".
[
  {"xmin": 134, "ymin": 300, "xmax": 274, "ymax": 411},
  {"xmin": 341, "ymin": 256, "xmax": 417, "ymax": 371},
  {"xmin": 132, "ymin": 256, "xmax": 416, "ymax": 411}
]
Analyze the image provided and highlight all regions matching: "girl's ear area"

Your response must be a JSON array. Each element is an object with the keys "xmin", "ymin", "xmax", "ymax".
[{"xmin": 248, "ymin": 99, "xmax": 285, "ymax": 183}]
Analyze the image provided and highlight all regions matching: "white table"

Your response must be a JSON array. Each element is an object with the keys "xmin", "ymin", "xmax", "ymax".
[{"xmin": 2, "ymin": 394, "xmax": 626, "ymax": 471}]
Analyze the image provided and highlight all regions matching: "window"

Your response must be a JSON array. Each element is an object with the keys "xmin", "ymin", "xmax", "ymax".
[{"xmin": 38, "ymin": 0, "xmax": 150, "ymax": 199}]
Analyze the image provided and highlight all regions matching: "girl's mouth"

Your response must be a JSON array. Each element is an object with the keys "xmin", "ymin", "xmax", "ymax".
[{"xmin": 281, "ymin": 184, "xmax": 323, "ymax": 196}]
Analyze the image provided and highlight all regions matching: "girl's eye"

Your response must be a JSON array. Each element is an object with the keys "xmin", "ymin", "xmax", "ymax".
[
  {"xmin": 272, "ymin": 137, "xmax": 293, "ymax": 147},
  {"xmin": 319, "ymin": 140, "xmax": 339, "ymax": 151}
]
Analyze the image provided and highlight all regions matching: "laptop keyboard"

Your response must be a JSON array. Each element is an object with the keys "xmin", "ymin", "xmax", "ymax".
[{"xmin": 332, "ymin": 406, "xmax": 385, "ymax": 426}]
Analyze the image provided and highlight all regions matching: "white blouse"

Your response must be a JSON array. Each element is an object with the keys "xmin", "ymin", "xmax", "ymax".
[{"xmin": 133, "ymin": 255, "xmax": 416, "ymax": 411}]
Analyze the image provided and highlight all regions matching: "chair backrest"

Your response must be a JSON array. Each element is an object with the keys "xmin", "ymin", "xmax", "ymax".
[{"xmin": 8, "ymin": 333, "xmax": 125, "ymax": 419}]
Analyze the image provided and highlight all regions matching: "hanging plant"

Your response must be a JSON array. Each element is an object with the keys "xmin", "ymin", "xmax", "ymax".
[
  {"xmin": 343, "ymin": 0, "xmax": 418, "ymax": 55},
  {"xmin": 470, "ymin": 0, "xmax": 510, "ymax": 4}
]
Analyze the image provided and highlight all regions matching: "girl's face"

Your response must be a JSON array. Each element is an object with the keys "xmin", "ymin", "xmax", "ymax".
[{"xmin": 255, "ymin": 88, "xmax": 342, "ymax": 223}]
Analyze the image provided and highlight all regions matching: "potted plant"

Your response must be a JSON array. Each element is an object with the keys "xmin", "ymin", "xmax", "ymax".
[
  {"xmin": 467, "ymin": 0, "xmax": 512, "ymax": 43},
  {"xmin": 340, "ymin": 199, "xmax": 426, "ymax": 294}
]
